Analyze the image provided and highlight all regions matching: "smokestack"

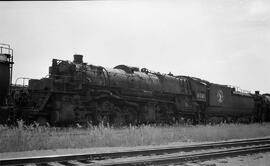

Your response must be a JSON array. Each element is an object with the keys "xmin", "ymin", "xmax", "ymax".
[{"xmin": 73, "ymin": 54, "xmax": 83, "ymax": 64}]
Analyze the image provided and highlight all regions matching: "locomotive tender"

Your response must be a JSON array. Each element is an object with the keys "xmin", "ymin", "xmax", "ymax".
[{"xmin": 0, "ymin": 44, "xmax": 269, "ymax": 125}]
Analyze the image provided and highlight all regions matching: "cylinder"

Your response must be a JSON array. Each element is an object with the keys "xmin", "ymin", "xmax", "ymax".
[{"xmin": 0, "ymin": 54, "xmax": 10, "ymax": 105}]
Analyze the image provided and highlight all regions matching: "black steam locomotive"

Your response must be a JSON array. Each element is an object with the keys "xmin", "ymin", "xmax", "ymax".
[{"xmin": 0, "ymin": 44, "xmax": 270, "ymax": 125}]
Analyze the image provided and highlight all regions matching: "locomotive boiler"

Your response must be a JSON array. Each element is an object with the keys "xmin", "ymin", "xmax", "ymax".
[{"xmin": 0, "ymin": 45, "xmax": 269, "ymax": 125}]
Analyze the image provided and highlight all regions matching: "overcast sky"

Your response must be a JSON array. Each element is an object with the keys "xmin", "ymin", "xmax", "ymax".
[{"xmin": 1, "ymin": 0, "xmax": 270, "ymax": 93}]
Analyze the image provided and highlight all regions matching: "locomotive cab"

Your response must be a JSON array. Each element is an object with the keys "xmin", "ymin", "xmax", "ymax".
[
  {"xmin": 263, "ymin": 94, "xmax": 270, "ymax": 121},
  {"xmin": 0, "ymin": 44, "xmax": 14, "ymax": 124},
  {"xmin": 0, "ymin": 44, "xmax": 14, "ymax": 105}
]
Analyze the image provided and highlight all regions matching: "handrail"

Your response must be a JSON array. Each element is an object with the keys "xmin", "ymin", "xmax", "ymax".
[
  {"xmin": 15, "ymin": 77, "xmax": 32, "ymax": 87},
  {"xmin": 228, "ymin": 85, "xmax": 251, "ymax": 94},
  {"xmin": 0, "ymin": 43, "xmax": 12, "ymax": 55}
]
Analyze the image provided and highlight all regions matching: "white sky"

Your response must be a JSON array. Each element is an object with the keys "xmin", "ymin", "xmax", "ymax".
[{"xmin": 1, "ymin": 0, "xmax": 270, "ymax": 93}]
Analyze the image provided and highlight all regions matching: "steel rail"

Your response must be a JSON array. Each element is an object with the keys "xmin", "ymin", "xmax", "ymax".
[
  {"xmin": 95, "ymin": 144, "xmax": 270, "ymax": 166},
  {"xmin": 1, "ymin": 137, "xmax": 270, "ymax": 165}
]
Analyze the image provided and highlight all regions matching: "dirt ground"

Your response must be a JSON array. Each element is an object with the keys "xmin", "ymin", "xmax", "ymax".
[
  {"xmin": 195, "ymin": 152, "xmax": 270, "ymax": 166},
  {"xmin": 0, "ymin": 141, "xmax": 194, "ymax": 159}
]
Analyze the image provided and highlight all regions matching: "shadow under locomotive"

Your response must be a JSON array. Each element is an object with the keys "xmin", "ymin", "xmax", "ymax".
[{"xmin": 1, "ymin": 44, "xmax": 270, "ymax": 126}]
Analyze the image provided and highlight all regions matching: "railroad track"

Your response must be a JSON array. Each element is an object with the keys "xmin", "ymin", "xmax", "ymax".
[{"xmin": 1, "ymin": 137, "xmax": 270, "ymax": 166}]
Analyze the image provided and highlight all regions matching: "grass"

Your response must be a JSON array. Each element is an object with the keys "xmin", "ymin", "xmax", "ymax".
[{"xmin": 1, "ymin": 122, "xmax": 270, "ymax": 153}]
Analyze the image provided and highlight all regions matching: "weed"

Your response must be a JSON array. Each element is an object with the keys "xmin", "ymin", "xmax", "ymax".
[{"xmin": 1, "ymin": 123, "xmax": 270, "ymax": 152}]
